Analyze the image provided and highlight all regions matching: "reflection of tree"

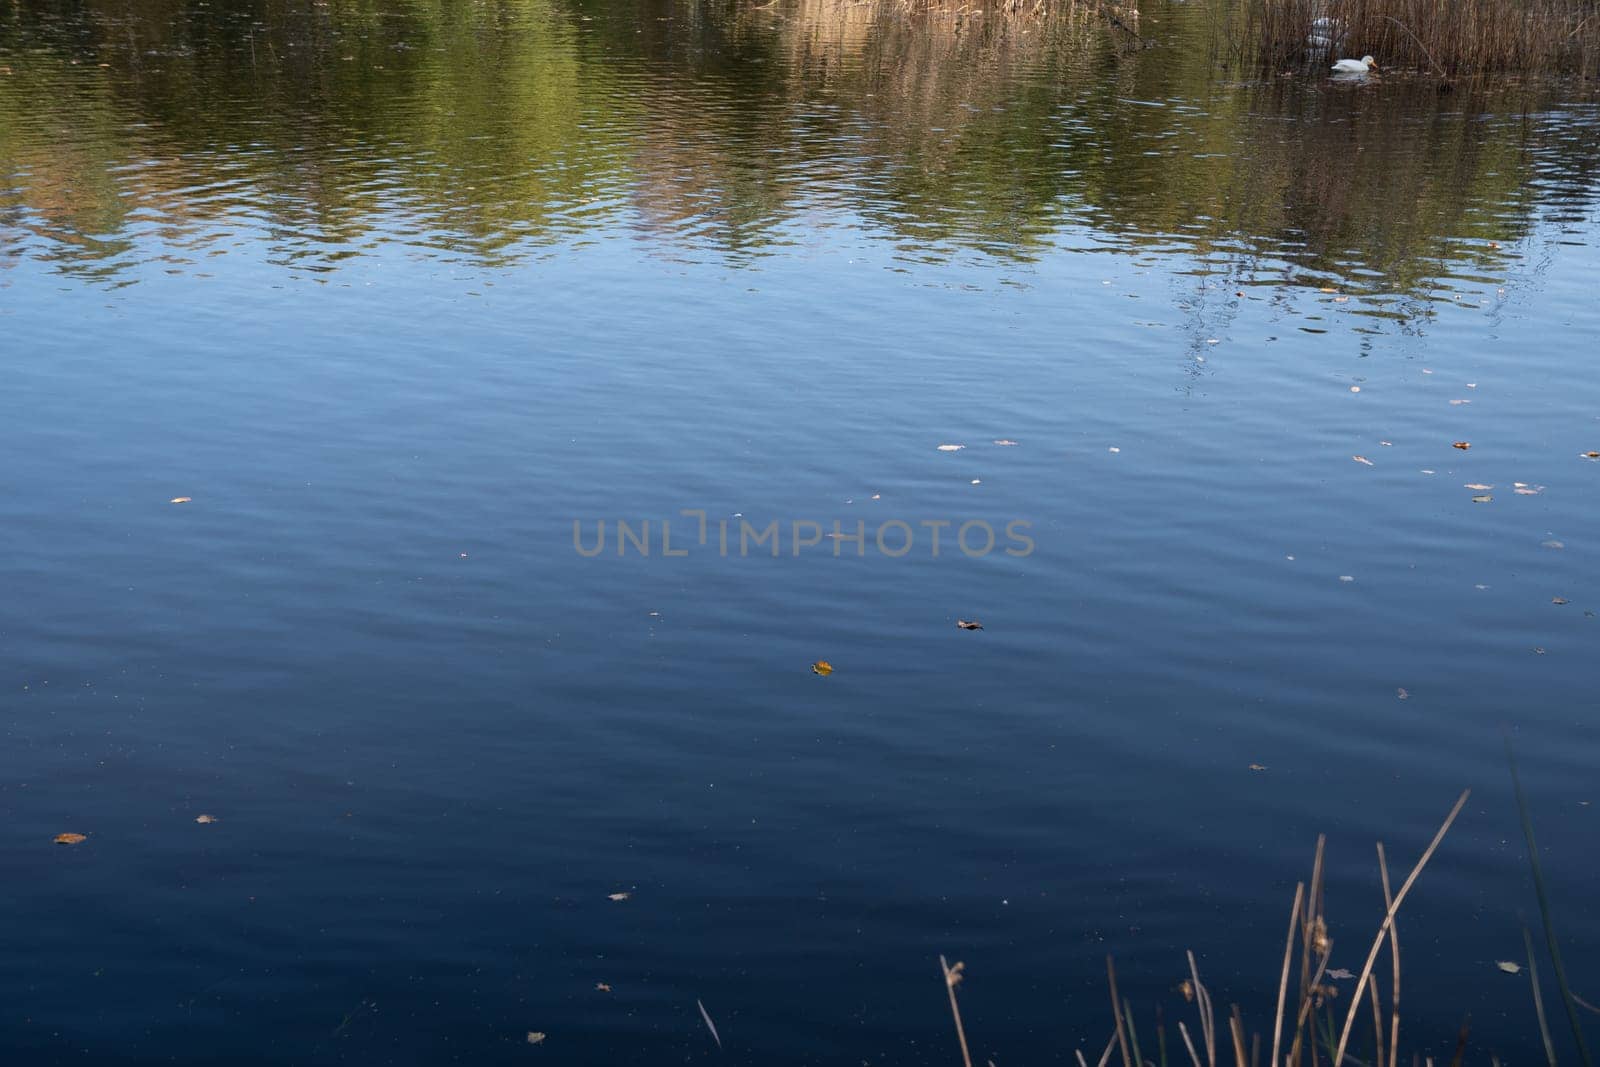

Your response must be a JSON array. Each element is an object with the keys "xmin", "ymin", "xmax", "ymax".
[{"xmin": 1, "ymin": 0, "xmax": 1595, "ymax": 290}]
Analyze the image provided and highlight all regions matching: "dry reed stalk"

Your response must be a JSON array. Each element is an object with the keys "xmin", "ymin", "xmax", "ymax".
[
  {"xmin": 940, "ymin": 955, "xmax": 974, "ymax": 1067},
  {"xmin": 1368, "ymin": 977, "xmax": 1385, "ymax": 1067},
  {"xmin": 1272, "ymin": 883, "xmax": 1306, "ymax": 1067},
  {"xmin": 1229, "ymin": 1006, "xmax": 1249, "ymax": 1067},
  {"xmin": 1286, "ymin": 947, "xmax": 1333, "ymax": 1067},
  {"xmin": 1377, "ymin": 844, "xmax": 1400, "ymax": 1067},
  {"xmin": 1332, "ymin": 790, "xmax": 1471, "ymax": 1067},
  {"xmin": 1109, "ymin": 956, "xmax": 1135, "ymax": 1067},
  {"xmin": 1189, "ymin": 951, "xmax": 1218, "ymax": 1067},
  {"xmin": 1181, "ymin": 1021, "xmax": 1205, "ymax": 1067}
]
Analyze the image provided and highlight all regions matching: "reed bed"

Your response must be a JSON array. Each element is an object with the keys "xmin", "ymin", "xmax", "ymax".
[
  {"xmin": 1218, "ymin": 0, "xmax": 1600, "ymax": 76},
  {"xmin": 937, "ymin": 786, "xmax": 1594, "ymax": 1067}
]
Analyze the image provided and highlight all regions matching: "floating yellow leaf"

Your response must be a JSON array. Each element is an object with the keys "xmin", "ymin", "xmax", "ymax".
[
  {"xmin": 170, "ymin": 497, "xmax": 192, "ymax": 504},
  {"xmin": 1496, "ymin": 961, "xmax": 1522, "ymax": 975},
  {"xmin": 526, "ymin": 1031, "xmax": 546, "ymax": 1045},
  {"xmin": 956, "ymin": 620, "xmax": 983, "ymax": 631},
  {"xmin": 811, "ymin": 660, "xmax": 834, "ymax": 676},
  {"xmin": 53, "ymin": 833, "xmax": 87, "ymax": 845},
  {"xmin": 607, "ymin": 892, "xmax": 630, "ymax": 901}
]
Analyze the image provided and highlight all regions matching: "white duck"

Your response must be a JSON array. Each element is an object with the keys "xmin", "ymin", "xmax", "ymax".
[{"xmin": 1332, "ymin": 55, "xmax": 1378, "ymax": 73}]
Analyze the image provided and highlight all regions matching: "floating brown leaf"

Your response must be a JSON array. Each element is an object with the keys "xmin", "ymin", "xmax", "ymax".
[
  {"xmin": 195, "ymin": 814, "xmax": 217, "ymax": 824},
  {"xmin": 956, "ymin": 620, "xmax": 983, "ymax": 631},
  {"xmin": 811, "ymin": 660, "xmax": 834, "ymax": 676},
  {"xmin": 1553, "ymin": 597, "xmax": 1569, "ymax": 605},
  {"xmin": 596, "ymin": 982, "xmax": 612, "ymax": 992},
  {"xmin": 1249, "ymin": 763, "xmax": 1268, "ymax": 771},
  {"xmin": 53, "ymin": 833, "xmax": 87, "ymax": 845},
  {"xmin": 1583, "ymin": 451, "xmax": 1600, "ymax": 460},
  {"xmin": 607, "ymin": 892, "xmax": 631, "ymax": 902},
  {"xmin": 1453, "ymin": 441, "xmax": 1472, "ymax": 450}
]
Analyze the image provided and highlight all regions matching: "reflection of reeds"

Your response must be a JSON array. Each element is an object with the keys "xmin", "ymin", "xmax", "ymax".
[
  {"xmin": 940, "ymin": 790, "xmax": 1478, "ymax": 1067},
  {"xmin": 1221, "ymin": 0, "xmax": 1600, "ymax": 75}
]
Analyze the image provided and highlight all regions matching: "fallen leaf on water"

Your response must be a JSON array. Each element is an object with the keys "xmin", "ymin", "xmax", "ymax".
[
  {"xmin": 195, "ymin": 814, "xmax": 217, "ymax": 824},
  {"xmin": 53, "ymin": 833, "xmax": 87, "ymax": 845},
  {"xmin": 1319, "ymin": 286, "xmax": 1338, "ymax": 293},
  {"xmin": 1327, "ymin": 968, "xmax": 1355, "ymax": 980},
  {"xmin": 1380, "ymin": 441, "xmax": 1393, "ymax": 447},
  {"xmin": 1472, "ymin": 495, "xmax": 1492, "ymax": 503},
  {"xmin": 1583, "ymin": 451, "xmax": 1600, "ymax": 460},
  {"xmin": 993, "ymin": 439, "xmax": 1019, "ymax": 446},
  {"xmin": 1334, "ymin": 296, "xmax": 1349, "ymax": 304},
  {"xmin": 1553, "ymin": 597, "xmax": 1569, "ymax": 605},
  {"xmin": 596, "ymin": 983, "xmax": 612, "ymax": 992},
  {"xmin": 1496, "ymin": 961, "xmax": 1523, "ymax": 975},
  {"xmin": 937, "ymin": 444, "xmax": 965, "ymax": 452},
  {"xmin": 1397, "ymin": 688, "xmax": 1410, "ymax": 700},
  {"xmin": 1108, "ymin": 446, "xmax": 1121, "ymax": 453},
  {"xmin": 607, "ymin": 892, "xmax": 631, "ymax": 902},
  {"xmin": 1339, "ymin": 575, "xmax": 1354, "ymax": 583},
  {"xmin": 170, "ymin": 497, "xmax": 192, "ymax": 504},
  {"xmin": 1248, "ymin": 763, "xmax": 1267, "ymax": 772},
  {"xmin": 1543, "ymin": 540, "xmax": 1564, "ymax": 549},
  {"xmin": 1450, "ymin": 399, "xmax": 1471, "ymax": 406},
  {"xmin": 526, "ymin": 1031, "xmax": 546, "ymax": 1045},
  {"xmin": 1464, "ymin": 483, "xmax": 1492, "ymax": 491},
  {"xmin": 1350, "ymin": 386, "xmax": 1361, "ymax": 393},
  {"xmin": 956, "ymin": 620, "xmax": 983, "ymax": 631},
  {"xmin": 1515, "ymin": 486, "xmax": 1544, "ymax": 495},
  {"xmin": 1353, "ymin": 456, "xmax": 1374, "ymax": 466},
  {"xmin": 1453, "ymin": 441, "xmax": 1472, "ymax": 450},
  {"xmin": 811, "ymin": 660, "xmax": 834, "ymax": 676}
]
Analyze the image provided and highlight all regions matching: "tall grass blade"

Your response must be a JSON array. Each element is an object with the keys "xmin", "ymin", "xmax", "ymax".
[
  {"xmin": 1527, "ymin": 926, "xmax": 1560, "ymax": 1067},
  {"xmin": 1510, "ymin": 744, "xmax": 1594, "ymax": 1067}
]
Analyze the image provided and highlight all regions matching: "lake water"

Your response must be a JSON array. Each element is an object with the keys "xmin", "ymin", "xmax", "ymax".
[{"xmin": 3, "ymin": 1, "xmax": 1599, "ymax": 1064}]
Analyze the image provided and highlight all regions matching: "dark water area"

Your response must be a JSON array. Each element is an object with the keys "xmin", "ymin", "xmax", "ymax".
[{"xmin": 3, "ymin": 1, "xmax": 1599, "ymax": 1064}]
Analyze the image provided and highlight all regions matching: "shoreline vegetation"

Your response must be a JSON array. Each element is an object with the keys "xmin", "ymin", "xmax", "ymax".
[
  {"xmin": 798, "ymin": 0, "xmax": 1600, "ymax": 76},
  {"xmin": 939, "ymin": 787, "xmax": 1598, "ymax": 1067}
]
